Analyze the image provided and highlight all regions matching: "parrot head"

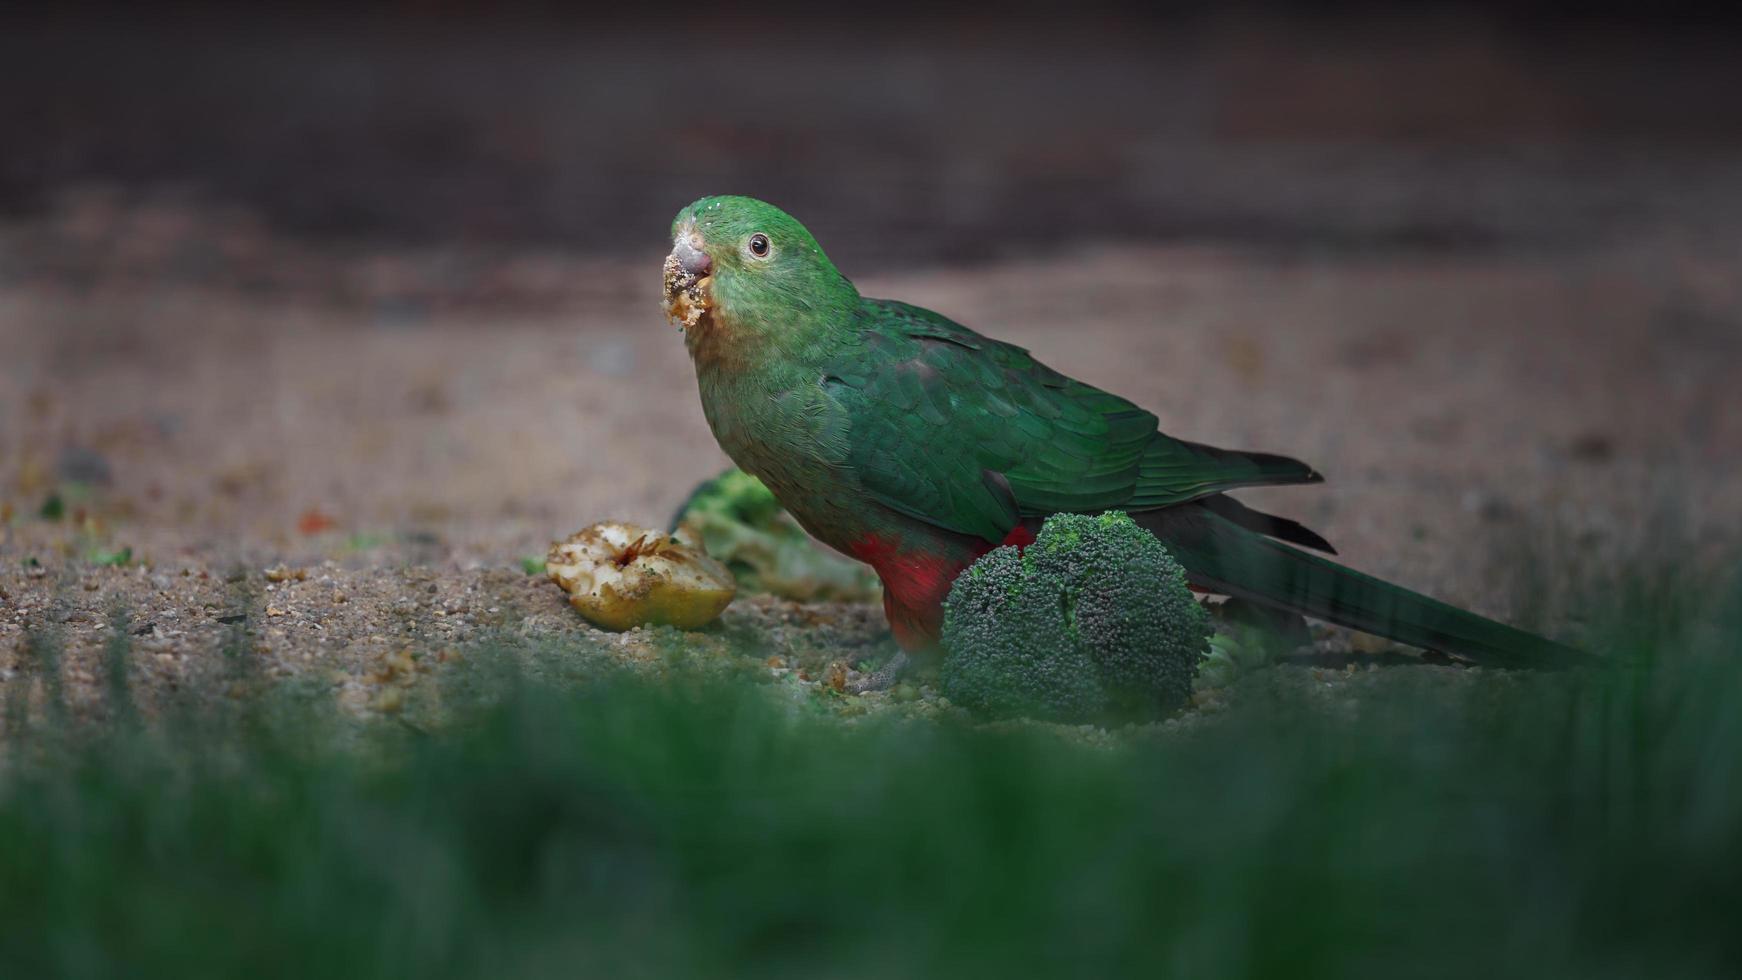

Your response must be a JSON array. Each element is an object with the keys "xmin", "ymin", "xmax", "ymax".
[{"xmin": 663, "ymin": 196, "xmax": 857, "ymax": 358}]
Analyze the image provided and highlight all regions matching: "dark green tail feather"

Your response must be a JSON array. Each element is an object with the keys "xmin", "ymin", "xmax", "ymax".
[{"xmin": 1140, "ymin": 506, "xmax": 1587, "ymax": 668}]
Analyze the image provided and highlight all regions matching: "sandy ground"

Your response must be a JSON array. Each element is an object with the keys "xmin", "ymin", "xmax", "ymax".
[{"xmin": 2, "ymin": 197, "xmax": 1740, "ymax": 723}]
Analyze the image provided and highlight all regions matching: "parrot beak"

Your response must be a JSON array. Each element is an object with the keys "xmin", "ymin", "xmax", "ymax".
[
  {"xmin": 664, "ymin": 226, "xmax": 714, "ymax": 295},
  {"xmin": 671, "ymin": 237, "xmax": 712, "ymax": 280},
  {"xmin": 663, "ymin": 225, "xmax": 715, "ymax": 332}
]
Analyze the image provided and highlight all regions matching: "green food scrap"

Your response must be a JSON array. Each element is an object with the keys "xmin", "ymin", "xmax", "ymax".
[
  {"xmin": 1196, "ymin": 599, "xmax": 1310, "ymax": 692},
  {"xmin": 670, "ymin": 468, "xmax": 879, "ymax": 602},
  {"xmin": 88, "ymin": 547, "xmax": 133, "ymax": 567},
  {"xmin": 343, "ymin": 532, "xmax": 388, "ymax": 553}
]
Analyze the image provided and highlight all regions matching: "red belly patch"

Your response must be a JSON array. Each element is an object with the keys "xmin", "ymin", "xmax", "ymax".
[{"xmin": 849, "ymin": 534, "xmax": 986, "ymax": 650}]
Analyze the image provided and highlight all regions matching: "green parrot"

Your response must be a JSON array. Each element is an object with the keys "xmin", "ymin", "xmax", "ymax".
[{"xmin": 663, "ymin": 196, "xmax": 1581, "ymax": 686}]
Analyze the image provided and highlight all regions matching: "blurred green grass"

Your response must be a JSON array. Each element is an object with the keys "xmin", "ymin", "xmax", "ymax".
[{"xmin": 2, "ymin": 570, "xmax": 1740, "ymax": 979}]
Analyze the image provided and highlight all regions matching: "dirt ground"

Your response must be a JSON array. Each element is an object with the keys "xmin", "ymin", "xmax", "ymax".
[{"xmin": 3, "ymin": 185, "xmax": 1739, "ymax": 724}]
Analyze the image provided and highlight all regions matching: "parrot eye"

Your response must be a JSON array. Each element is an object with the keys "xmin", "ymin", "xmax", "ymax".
[{"xmin": 747, "ymin": 233, "xmax": 771, "ymax": 258}]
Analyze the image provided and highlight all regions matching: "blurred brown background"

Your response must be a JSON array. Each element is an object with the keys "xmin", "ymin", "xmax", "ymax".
[
  {"xmin": 2, "ymin": 2, "xmax": 1740, "ymax": 654},
  {"xmin": 7, "ymin": 4, "xmax": 1742, "ymax": 260}
]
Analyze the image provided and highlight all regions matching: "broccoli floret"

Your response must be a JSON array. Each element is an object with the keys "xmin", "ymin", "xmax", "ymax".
[
  {"xmin": 940, "ymin": 511, "xmax": 1213, "ymax": 723},
  {"xmin": 669, "ymin": 468, "xmax": 880, "ymax": 602},
  {"xmin": 669, "ymin": 467, "xmax": 786, "ymax": 530}
]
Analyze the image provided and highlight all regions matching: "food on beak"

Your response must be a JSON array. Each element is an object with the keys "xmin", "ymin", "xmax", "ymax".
[{"xmin": 663, "ymin": 236, "xmax": 714, "ymax": 332}]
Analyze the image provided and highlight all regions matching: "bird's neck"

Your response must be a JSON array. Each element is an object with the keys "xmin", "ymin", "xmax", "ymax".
[
  {"xmin": 688, "ymin": 298, "xmax": 861, "ymax": 495},
  {"xmin": 686, "ymin": 293, "xmax": 858, "ymax": 381},
  {"xmin": 681, "ymin": 306, "xmax": 749, "ymax": 376}
]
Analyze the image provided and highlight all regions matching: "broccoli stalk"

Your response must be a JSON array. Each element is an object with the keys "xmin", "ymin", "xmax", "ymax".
[{"xmin": 940, "ymin": 511, "xmax": 1213, "ymax": 723}]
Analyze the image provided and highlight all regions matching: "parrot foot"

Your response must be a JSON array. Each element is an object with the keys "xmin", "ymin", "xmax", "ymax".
[{"xmin": 846, "ymin": 650, "xmax": 910, "ymax": 694}]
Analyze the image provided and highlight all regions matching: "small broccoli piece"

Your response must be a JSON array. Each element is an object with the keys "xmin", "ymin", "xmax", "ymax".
[
  {"xmin": 940, "ymin": 511, "xmax": 1213, "ymax": 723},
  {"xmin": 670, "ymin": 468, "xmax": 881, "ymax": 602},
  {"xmin": 669, "ymin": 468, "xmax": 786, "ymax": 531},
  {"xmin": 1195, "ymin": 599, "xmax": 1310, "ymax": 692},
  {"xmin": 1196, "ymin": 631, "xmax": 1266, "ymax": 692}
]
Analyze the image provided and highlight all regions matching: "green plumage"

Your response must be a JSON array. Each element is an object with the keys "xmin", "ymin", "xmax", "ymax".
[
  {"xmin": 823, "ymin": 298, "xmax": 1322, "ymax": 542},
  {"xmin": 668, "ymin": 195, "xmax": 1583, "ymax": 666}
]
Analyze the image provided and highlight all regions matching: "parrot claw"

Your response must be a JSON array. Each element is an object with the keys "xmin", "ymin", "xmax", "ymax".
[{"xmin": 845, "ymin": 650, "xmax": 910, "ymax": 694}]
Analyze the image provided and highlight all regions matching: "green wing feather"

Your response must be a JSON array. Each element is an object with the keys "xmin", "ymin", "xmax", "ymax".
[{"xmin": 823, "ymin": 299, "xmax": 1322, "ymax": 543}]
